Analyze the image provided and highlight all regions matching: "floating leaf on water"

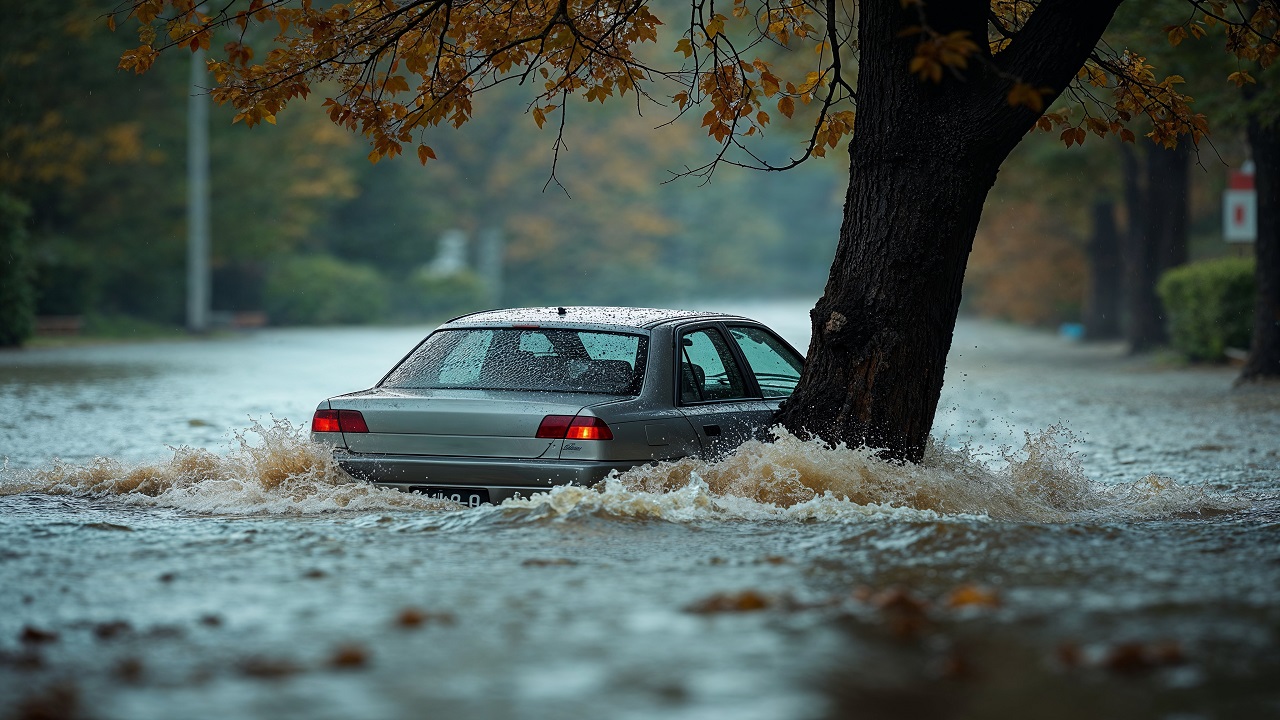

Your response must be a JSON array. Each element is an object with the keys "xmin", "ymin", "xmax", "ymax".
[
  {"xmin": 685, "ymin": 590, "xmax": 771, "ymax": 613},
  {"xmin": 1103, "ymin": 640, "xmax": 1186, "ymax": 674},
  {"xmin": 93, "ymin": 620, "xmax": 131, "ymax": 641},
  {"xmin": 945, "ymin": 584, "xmax": 1001, "ymax": 609},
  {"xmin": 239, "ymin": 656, "xmax": 301, "ymax": 679},
  {"xmin": 861, "ymin": 588, "xmax": 931, "ymax": 640},
  {"xmin": 329, "ymin": 644, "xmax": 369, "ymax": 669},
  {"xmin": 20, "ymin": 626, "xmax": 58, "ymax": 644},
  {"xmin": 396, "ymin": 608, "xmax": 455, "ymax": 627}
]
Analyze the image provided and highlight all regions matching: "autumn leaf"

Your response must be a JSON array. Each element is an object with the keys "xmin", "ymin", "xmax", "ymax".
[
  {"xmin": 1006, "ymin": 82, "xmax": 1046, "ymax": 112},
  {"xmin": 1227, "ymin": 70, "xmax": 1256, "ymax": 86},
  {"xmin": 416, "ymin": 144, "xmax": 436, "ymax": 164}
]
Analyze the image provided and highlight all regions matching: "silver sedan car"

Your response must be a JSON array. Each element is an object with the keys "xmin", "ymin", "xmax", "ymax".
[{"xmin": 311, "ymin": 306, "xmax": 805, "ymax": 506}]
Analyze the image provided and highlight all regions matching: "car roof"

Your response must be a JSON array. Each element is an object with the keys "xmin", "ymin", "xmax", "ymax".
[{"xmin": 442, "ymin": 306, "xmax": 748, "ymax": 331}]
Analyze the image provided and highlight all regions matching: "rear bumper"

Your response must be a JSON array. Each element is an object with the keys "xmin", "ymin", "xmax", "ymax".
[{"xmin": 335, "ymin": 451, "xmax": 638, "ymax": 503}]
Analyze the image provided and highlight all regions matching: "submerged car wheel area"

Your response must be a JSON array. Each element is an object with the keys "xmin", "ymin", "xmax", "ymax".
[{"xmin": 311, "ymin": 306, "xmax": 804, "ymax": 505}]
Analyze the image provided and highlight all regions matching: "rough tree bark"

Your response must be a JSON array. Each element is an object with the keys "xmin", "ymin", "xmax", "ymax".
[
  {"xmin": 775, "ymin": 0, "xmax": 1124, "ymax": 462},
  {"xmin": 1084, "ymin": 199, "xmax": 1123, "ymax": 339},
  {"xmin": 1240, "ymin": 111, "xmax": 1280, "ymax": 381}
]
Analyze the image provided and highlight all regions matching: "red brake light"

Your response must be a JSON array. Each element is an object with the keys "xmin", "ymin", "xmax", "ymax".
[
  {"xmin": 312, "ymin": 408, "xmax": 368, "ymax": 433},
  {"xmin": 536, "ymin": 415, "xmax": 612, "ymax": 440},
  {"xmin": 536, "ymin": 415, "xmax": 574, "ymax": 439},
  {"xmin": 567, "ymin": 416, "xmax": 613, "ymax": 440},
  {"xmin": 338, "ymin": 410, "xmax": 369, "ymax": 433},
  {"xmin": 312, "ymin": 409, "xmax": 340, "ymax": 433}
]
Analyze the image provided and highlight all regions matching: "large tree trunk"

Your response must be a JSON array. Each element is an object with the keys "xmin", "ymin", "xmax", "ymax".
[
  {"xmin": 1240, "ymin": 111, "xmax": 1280, "ymax": 381},
  {"xmin": 1121, "ymin": 141, "xmax": 1189, "ymax": 352},
  {"xmin": 775, "ymin": 0, "xmax": 1122, "ymax": 462},
  {"xmin": 1084, "ymin": 199, "xmax": 1123, "ymax": 339}
]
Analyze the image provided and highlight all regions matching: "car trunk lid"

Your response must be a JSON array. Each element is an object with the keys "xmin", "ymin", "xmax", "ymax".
[{"xmin": 329, "ymin": 388, "xmax": 618, "ymax": 459}]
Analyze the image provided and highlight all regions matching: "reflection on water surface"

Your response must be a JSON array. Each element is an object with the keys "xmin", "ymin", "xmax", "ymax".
[{"xmin": 1, "ymin": 305, "xmax": 1278, "ymax": 719}]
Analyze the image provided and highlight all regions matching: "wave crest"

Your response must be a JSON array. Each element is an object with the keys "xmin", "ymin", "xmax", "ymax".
[
  {"xmin": 0, "ymin": 419, "xmax": 450, "ymax": 515},
  {"xmin": 1, "ymin": 422, "xmax": 1245, "ymax": 521},
  {"xmin": 504, "ymin": 427, "xmax": 1245, "ymax": 523}
]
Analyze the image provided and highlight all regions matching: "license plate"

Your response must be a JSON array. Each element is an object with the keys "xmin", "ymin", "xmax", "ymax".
[{"xmin": 408, "ymin": 486, "xmax": 490, "ymax": 507}]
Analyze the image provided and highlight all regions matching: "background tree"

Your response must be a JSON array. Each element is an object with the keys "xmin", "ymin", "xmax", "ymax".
[
  {"xmin": 1240, "ymin": 77, "xmax": 1280, "ymax": 381},
  {"xmin": 0, "ymin": 193, "xmax": 35, "ymax": 347},
  {"xmin": 107, "ymin": 0, "xmax": 1280, "ymax": 460}
]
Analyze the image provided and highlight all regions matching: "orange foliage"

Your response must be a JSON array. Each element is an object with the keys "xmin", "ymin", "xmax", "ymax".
[
  {"xmin": 967, "ymin": 201, "xmax": 1086, "ymax": 326},
  {"xmin": 103, "ymin": 0, "xmax": 1279, "ymax": 169}
]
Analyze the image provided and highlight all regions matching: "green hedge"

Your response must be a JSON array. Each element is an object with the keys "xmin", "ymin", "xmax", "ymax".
[
  {"xmin": 0, "ymin": 194, "xmax": 35, "ymax": 347},
  {"xmin": 1157, "ymin": 257, "xmax": 1255, "ymax": 361},
  {"xmin": 264, "ymin": 255, "xmax": 390, "ymax": 325},
  {"xmin": 407, "ymin": 268, "xmax": 489, "ymax": 320}
]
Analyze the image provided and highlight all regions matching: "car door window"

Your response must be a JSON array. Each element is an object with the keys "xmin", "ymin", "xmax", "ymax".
[
  {"xmin": 728, "ymin": 325, "xmax": 803, "ymax": 398},
  {"xmin": 679, "ymin": 327, "xmax": 748, "ymax": 403}
]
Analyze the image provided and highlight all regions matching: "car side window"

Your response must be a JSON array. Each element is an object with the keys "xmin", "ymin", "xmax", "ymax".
[
  {"xmin": 728, "ymin": 325, "xmax": 803, "ymax": 398},
  {"xmin": 679, "ymin": 327, "xmax": 748, "ymax": 403}
]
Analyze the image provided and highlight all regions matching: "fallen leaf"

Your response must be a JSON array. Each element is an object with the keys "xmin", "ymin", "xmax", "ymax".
[{"xmin": 685, "ymin": 590, "xmax": 771, "ymax": 613}]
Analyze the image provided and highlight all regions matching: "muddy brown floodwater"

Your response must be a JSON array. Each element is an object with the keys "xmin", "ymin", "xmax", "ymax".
[{"xmin": 1, "ymin": 302, "xmax": 1278, "ymax": 720}]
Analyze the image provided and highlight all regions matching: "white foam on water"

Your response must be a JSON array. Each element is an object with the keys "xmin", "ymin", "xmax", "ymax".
[
  {"xmin": 0, "ymin": 419, "xmax": 451, "ymax": 515},
  {"xmin": 0, "ymin": 421, "xmax": 1246, "ymax": 521},
  {"xmin": 501, "ymin": 426, "xmax": 1247, "ymax": 524}
]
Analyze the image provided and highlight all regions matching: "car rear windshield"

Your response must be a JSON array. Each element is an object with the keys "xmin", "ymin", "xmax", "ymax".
[{"xmin": 382, "ymin": 328, "xmax": 648, "ymax": 395}]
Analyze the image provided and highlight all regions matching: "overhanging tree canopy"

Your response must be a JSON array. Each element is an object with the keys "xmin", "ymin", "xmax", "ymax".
[{"xmin": 110, "ymin": 0, "xmax": 1280, "ymax": 461}]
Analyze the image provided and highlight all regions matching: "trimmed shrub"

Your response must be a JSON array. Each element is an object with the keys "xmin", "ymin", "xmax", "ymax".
[
  {"xmin": 0, "ymin": 194, "xmax": 35, "ymax": 347},
  {"xmin": 1157, "ymin": 257, "xmax": 1255, "ymax": 361},
  {"xmin": 264, "ymin": 255, "xmax": 390, "ymax": 325}
]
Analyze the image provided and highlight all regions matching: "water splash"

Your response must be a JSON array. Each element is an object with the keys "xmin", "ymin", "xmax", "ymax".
[
  {"xmin": 501, "ymin": 426, "xmax": 1246, "ymax": 524},
  {"xmin": 0, "ymin": 419, "xmax": 450, "ymax": 515},
  {"xmin": 0, "ymin": 422, "xmax": 1245, "ymax": 521}
]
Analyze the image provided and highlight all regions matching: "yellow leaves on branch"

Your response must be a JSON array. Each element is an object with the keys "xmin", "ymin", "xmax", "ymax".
[
  {"xmin": 1033, "ymin": 51, "xmax": 1212, "ymax": 151},
  {"xmin": 810, "ymin": 110, "xmax": 855, "ymax": 158},
  {"xmin": 1227, "ymin": 70, "xmax": 1256, "ymax": 86},
  {"xmin": 118, "ymin": 45, "xmax": 159, "ymax": 74},
  {"xmin": 110, "ymin": 0, "xmax": 671, "ymax": 161}
]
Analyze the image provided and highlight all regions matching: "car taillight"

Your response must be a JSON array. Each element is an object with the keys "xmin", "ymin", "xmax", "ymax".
[
  {"xmin": 536, "ymin": 414, "xmax": 612, "ymax": 440},
  {"xmin": 312, "ymin": 409, "xmax": 340, "ymax": 433},
  {"xmin": 312, "ymin": 408, "xmax": 369, "ymax": 433},
  {"xmin": 566, "ymin": 416, "xmax": 613, "ymax": 441},
  {"xmin": 536, "ymin": 415, "xmax": 574, "ymax": 439},
  {"xmin": 339, "ymin": 410, "xmax": 369, "ymax": 433}
]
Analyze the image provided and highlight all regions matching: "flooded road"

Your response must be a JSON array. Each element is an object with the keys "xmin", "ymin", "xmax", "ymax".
[{"xmin": 2, "ymin": 302, "xmax": 1278, "ymax": 719}]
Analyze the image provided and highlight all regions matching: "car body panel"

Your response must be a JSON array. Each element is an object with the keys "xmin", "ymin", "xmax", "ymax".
[{"xmin": 311, "ymin": 307, "xmax": 804, "ymax": 503}]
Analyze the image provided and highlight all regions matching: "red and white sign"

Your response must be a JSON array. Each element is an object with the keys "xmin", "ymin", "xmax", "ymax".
[{"xmin": 1224, "ymin": 161, "xmax": 1256, "ymax": 243}]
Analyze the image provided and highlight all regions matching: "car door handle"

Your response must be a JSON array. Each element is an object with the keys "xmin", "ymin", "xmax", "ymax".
[{"xmin": 703, "ymin": 424, "xmax": 721, "ymax": 436}]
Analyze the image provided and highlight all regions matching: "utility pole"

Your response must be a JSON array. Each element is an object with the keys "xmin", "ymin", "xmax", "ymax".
[{"xmin": 186, "ymin": 46, "xmax": 211, "ymax": 333}]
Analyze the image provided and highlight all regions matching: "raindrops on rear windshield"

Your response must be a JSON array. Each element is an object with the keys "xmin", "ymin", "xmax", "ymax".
[{"xmin": 382, "ymin": 329, "xmax": 647, "ymax": 395}]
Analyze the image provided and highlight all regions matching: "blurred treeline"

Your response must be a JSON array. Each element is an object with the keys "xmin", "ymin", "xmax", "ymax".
[
  {"xmin": 2, "ymin": 0, "xmax": 1266, "ymax": 340},
  {"xmin": 966, "ymin": 0, "xmax": 1267, "ymax": 333},
  {"xmin": 1, "ymin": 2, "xmax": 842, "ymax": 332}
]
